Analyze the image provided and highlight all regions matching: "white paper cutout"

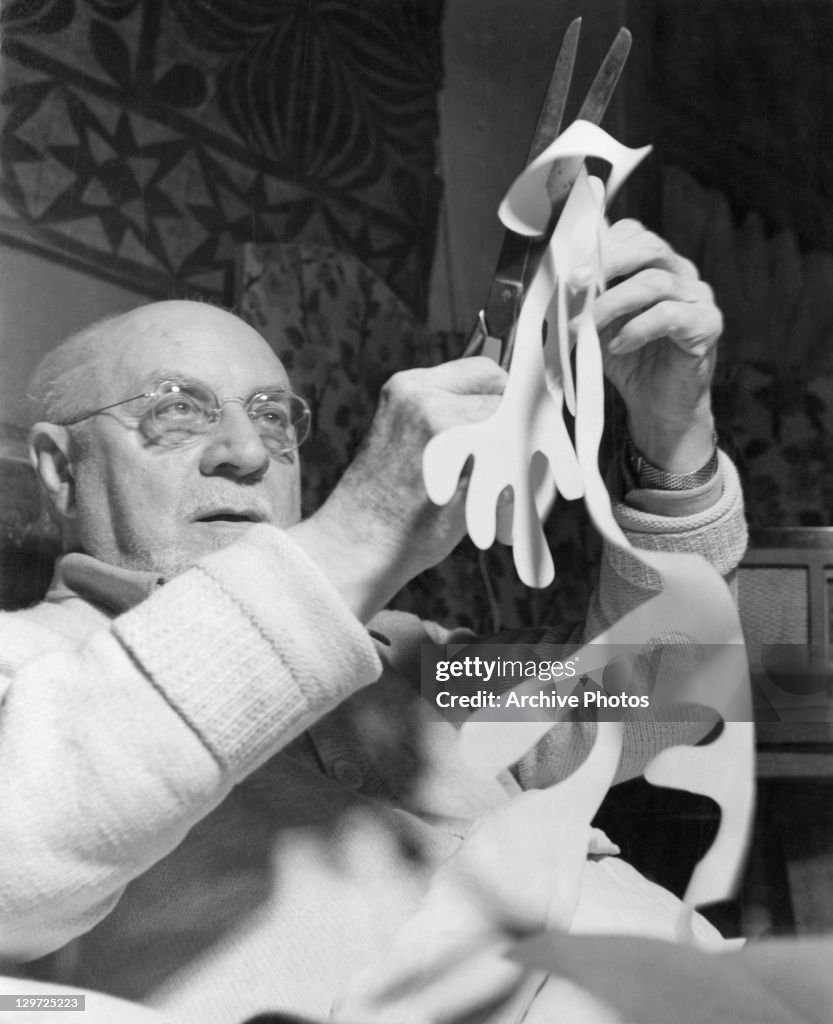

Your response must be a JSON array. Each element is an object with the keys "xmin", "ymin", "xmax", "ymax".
[
  {"xmin": 424, "ymin": 122, "xmax": 649, "ymax": 587},
  {"xmin": 338, "ymin": 113, "xmax": 757, "ymax": 1024},
  {"xmin": 425, "ymin": 118, "xmax": 754, "ymax": 914},
  {"xmin": 334, "ymin": 727, "xmax": 626, "ymax": 1024},
  {"xmin": 498, "ymin": 121, "xmax": 652, "ymax": 238}
]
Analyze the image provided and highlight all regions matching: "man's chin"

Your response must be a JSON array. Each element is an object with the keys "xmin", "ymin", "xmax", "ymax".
[{"xmin": 149, "ymin": 523, "xmax": 259, "ymax": 579}]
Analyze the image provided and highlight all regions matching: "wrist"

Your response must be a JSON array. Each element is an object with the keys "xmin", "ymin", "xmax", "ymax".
[
  {"xmin": 626, "ymin": 407, "xmax": 715, "ymax": 475},
  {"xmin": 289, "ymin": 505, "xmax": 411, "ymax": 623}
]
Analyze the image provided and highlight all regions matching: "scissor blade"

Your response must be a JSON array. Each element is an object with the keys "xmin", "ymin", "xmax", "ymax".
[
  {"xmin": 464, "ymin": 19, "xmax": 583, "ymax": 361},
  {"xmin": 462, "ymin": 231, "xmax": 528, "ymax": 359},
  {"xmin": 544, "ymin": 26, "xmax": 632, "ymax": 210},
  {"xmin": 576, "ymin": 26, "xmax": 631, "ymax": 124},
  {"xmin": 526, "ymin": 16, "xmax": 581, "ymax": 164},
  {"xmin": 464, "ymin": 25, "xmax": 632, "ymax": 366}
]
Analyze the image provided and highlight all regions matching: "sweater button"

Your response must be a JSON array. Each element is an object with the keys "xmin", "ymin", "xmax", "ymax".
[{"xmin": 332, "ymin": 759, "xmax": 364, "ymax": 790}]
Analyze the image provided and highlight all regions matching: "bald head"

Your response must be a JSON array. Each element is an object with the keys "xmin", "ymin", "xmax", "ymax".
[
  {"xmin": 30, "ymin": 301, "xmax": 283, "ymax": 425},
  {"xmin": 29, "ymin": 311, "xmax": 124, "ymax": 425}
]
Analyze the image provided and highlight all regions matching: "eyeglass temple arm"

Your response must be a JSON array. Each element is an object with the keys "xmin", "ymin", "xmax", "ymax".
[{"xmin": 60, "ymin": 391, "xmax": 154, "ymax": 426}]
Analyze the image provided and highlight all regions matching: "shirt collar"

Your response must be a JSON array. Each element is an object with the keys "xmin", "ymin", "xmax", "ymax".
[{"xmin": 46, "ymin": 553, "xmax": 164, "ymax": 616}]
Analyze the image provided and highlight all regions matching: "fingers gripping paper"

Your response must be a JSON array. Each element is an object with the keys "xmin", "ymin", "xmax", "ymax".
[
  {"xmin": 424, "ymin": 120, "xmax": 754, "ymax": 914},
  {"xmin": 424, "ymin": 121, "xmax": 652, "ymax": 589}
]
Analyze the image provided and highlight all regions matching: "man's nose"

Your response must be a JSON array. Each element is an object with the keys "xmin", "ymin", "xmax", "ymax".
[{"xmin": 198, "ymin": 401, "xmax": 270, "ymax": 481}]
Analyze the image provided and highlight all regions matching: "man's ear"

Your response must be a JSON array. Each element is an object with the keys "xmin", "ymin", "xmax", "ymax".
[{"xmin": 28, "ymin": 422, "xmax": 77, "ymax": 519}]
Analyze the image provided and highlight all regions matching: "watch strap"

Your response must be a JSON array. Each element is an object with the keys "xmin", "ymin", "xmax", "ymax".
[{"xmin": 626, "ymin": 431, "xmax": 719, "ymax": 491}]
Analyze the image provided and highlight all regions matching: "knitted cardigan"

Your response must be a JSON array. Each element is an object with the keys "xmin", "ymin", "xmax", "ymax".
[{"xmin": 0, "ymin": 455, "xmax": 746, "ymax": 1023}]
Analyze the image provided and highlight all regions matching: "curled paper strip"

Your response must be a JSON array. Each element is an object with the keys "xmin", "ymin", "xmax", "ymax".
[
  {"xmin": 498, "ymin": 120, "xmax": 651, "ymax": 238},
  {"xmin": 426, "ymin": 119, "xmax": 754, "ymax": 914}
]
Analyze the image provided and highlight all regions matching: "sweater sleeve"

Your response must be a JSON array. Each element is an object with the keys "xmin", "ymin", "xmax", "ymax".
[
  {"xmin": 515, "ymin": 451, "xmax": 748, "ymax": 789},
  {"xmin": 0, "ymin": 525, "xmax": 381, "ymax": 961}
]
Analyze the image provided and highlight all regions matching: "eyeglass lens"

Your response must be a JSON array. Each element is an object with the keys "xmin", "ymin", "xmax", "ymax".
[{"xmin": 143, "ymin": 382, "xmax": 310, "ymax": 454}]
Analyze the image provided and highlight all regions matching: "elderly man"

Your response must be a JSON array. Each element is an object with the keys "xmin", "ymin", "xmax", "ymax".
[{"xmin": 0, "ymin": 221, "xmax": 745, "ymax": 1023}]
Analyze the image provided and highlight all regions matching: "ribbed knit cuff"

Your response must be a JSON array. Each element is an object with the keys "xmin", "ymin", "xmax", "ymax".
[
  {"xmin": 114, "ymin": 525, "xmax": 382, "ymax": 777},
  {"xmin": 624, "ymin": 476, "xmax": 723, "ymax": 518},
  {"xmin": 605, "ymin": 452, "xmax": 748, "ymax": 589},
  {"xmin": 620, "ymin": 450, "xmax": 724, "ymax": 518}
]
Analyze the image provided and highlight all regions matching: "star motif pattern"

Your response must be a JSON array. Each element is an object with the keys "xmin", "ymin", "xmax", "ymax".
[{"xmin": 0, "ymin": 0, "xmax": 442, "ymax": 311}]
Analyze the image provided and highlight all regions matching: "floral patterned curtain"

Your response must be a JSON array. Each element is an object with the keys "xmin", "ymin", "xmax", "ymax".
[{"xmin": 660, "ymin": 166, "xmax": 833, "ymax": 528}]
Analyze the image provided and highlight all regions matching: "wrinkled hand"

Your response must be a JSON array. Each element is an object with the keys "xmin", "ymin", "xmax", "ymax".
[
  {"xmin": 579, "ymin": 219, "xmax": 722, "ymax": 472},
  {"xmin": 295, "ymin": 357, "xmax": 506, "ymax": 621},
  {"xmin": 349, "ymin": 356, "xmax": 507, "ymax": 569}
]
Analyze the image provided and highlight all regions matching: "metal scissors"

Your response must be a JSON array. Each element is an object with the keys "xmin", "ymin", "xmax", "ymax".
[{"xmin": 463, "ymin": 18, "xmax": 632, "ymax": 369}]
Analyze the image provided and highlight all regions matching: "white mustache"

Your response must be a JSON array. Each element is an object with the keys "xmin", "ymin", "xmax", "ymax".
[{"xmin": 183, "ymin": 489, "xmax": 275, "ymax": 523}]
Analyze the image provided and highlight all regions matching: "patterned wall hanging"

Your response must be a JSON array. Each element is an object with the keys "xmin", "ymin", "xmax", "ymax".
[{"xmin": 0, "ymin": 0, "xmax": 443, "ymax": 313}]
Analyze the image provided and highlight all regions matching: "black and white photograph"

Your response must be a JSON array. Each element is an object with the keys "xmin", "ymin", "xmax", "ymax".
[{"xmin": 1, "ymin": 1, "xmax": 833, "ymax": 1022}]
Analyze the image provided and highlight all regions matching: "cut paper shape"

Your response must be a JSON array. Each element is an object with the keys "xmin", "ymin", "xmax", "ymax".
[
  {"xmin": 334, "ymin": 726, "xmax": 625, "ymax": 1024},
  {"xmin": 425, "ymin": 117, "xmax": 754, "ymax": 916},
  {"xmin": 423, "ymin": 219, "xmax": 583, "ymax": 586},
  {"xmin": 498, "ymin": 121, "xmax": 652, "ymax": 237},
  {"xmin": 424, "ymin": 122, "xmax": 650, "ymax": 587}
]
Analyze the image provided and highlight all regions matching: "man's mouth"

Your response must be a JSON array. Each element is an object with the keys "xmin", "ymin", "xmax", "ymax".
[{"xmin": 192, "ymin": 510, "xmax": 265, "ymax": 524}]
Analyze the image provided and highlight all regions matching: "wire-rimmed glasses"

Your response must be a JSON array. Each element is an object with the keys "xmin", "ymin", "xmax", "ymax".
[{"xmin": 60, "ymin": 379, "xmax": 312, "ymax": 457}]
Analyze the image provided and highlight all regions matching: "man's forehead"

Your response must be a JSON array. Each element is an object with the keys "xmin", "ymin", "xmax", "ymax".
[{"xmin": 105, "ymin": 301, "xmax": 290, "ymax": 390}]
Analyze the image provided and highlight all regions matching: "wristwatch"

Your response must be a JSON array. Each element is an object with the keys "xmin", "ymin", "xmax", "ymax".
[{"xmin": 626, "ymin": 431, "xmax": 719, "ymax": 491}]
